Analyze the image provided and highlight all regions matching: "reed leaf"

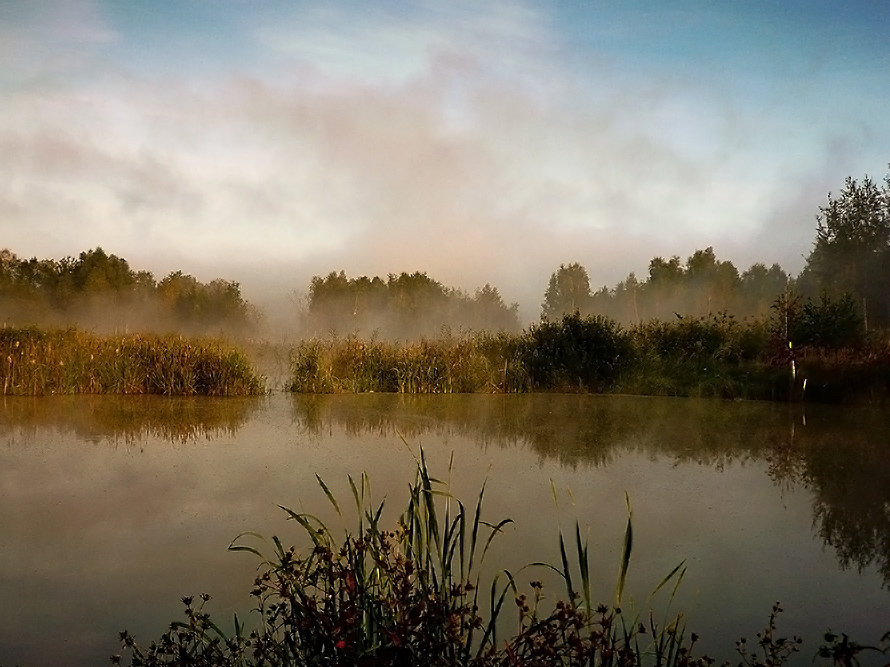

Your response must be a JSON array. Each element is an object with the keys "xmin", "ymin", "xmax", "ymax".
[
  {"xmin": 616, "ymin": 491, "xmax": 633, "ymax": 606},
  {"xmin": 315, "ymin": 474, "xmax": 342, "ymax": 521},
  {"xmin": 576, "ymin": 520, "xmax": 592, "ymax": 615}
]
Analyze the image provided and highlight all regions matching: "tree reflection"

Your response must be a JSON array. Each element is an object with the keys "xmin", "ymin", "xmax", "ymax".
[
  {"xmin": 772, "ymin": 421, "xmax": 890, "ymax": 588},
  {"xmin": 292, "ymin": 394, "xmax": 890, "ymax": 587}
]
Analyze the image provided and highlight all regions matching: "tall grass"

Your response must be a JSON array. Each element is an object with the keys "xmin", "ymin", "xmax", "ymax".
[
  {"xmin": 114, "ymin": 452, "xmax": 771, "ymax": 667},
  {"xmin": 288, "ymin": 334, "xmax": 525, "ymax": 394},
  {"xmin": 0, "ymin": 326, "xmax": 265, "ymax": 396},
  {"xmin": 286, "ymin": 315, "xmax": 890, "ymax": 402},
  {"xmin": 113, "ymin": 452, "xmax": 890, "ymax": 666}
]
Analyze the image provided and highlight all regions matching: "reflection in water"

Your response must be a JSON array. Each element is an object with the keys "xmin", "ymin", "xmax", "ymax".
[
  {"xmin": 1, "ymin": 393, "xmax": 887, "ymax": 666},
  {"xmin": 781, "ymin": 430, "xmax": 890, "ymax": 588},
  {"xmin": 293, "ymin": 394, "xmax": 890, "ymax": 588},
  {"xmin": 0, "ymin": 394, "xmax": 263, "ymax": 444}
]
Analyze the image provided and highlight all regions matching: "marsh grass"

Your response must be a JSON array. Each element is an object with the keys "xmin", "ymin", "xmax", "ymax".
[
  {"xmin": 1, "ymin": 326, "xmax": 265, "ymax": 396},
  {"xmin": 114, "ymin": 451, "xmax": 727, "ymax": 667},
  {"xmin": 287, "ymin": 316, "xmax": 890, "ymax": 402},
  {"xmin": 113, "ymin": 451, "xmax": 890, "ymax": 666},
  {"xmin": 287, "ymin": 334, "xmax": 525, "ymax": 394}
]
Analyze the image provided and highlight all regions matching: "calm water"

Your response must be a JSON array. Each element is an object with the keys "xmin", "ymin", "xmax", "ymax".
[{"xmin": 1, "ymin": 393, "xmax": 888, "ymax": 666}]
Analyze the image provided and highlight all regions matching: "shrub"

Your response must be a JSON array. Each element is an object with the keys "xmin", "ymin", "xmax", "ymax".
[{"xmin": 520, "ymin": 313, "xmax": 632, "ymax": 392}]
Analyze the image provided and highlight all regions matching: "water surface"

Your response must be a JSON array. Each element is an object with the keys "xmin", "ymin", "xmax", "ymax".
[{"xmin": 1, "ymin": 393, "xmax": 888, "ymax": 665}]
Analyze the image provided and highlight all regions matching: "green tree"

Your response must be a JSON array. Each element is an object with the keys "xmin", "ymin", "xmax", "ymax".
[
  {"xmin": 740, "ymin": 263, "xmax": 789, "ymax": 318},
  {"xmin": 801, "ymin": 170, "xmax": 890, "ymax": 327},
  {"xmin": 541, "ymin": 262, "xmax": 592, "ymax": 321},
  {"xmin": 470, "ymin": 283, "xmax": 520, "ymax": 332},
  {"xmin": 679, "ymin": 247, "xmax": 739, "ymax": 315},
  {"xmin": 71, "ymin": 247, "xmax": 135, "ymax": 293}
]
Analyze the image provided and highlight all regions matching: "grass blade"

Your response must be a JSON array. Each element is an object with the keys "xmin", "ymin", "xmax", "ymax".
[{"xmin": 616, "ymin": 491, "xmax": 633, "ymax": 606}]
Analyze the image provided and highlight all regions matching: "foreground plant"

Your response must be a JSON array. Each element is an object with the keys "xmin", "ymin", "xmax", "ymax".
[{"xmin": 113, "ymin": 453, "xmax": 889, "ymax": 666}]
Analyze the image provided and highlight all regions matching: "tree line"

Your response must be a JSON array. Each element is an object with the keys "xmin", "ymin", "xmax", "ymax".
[
  {"xmin": 302, "ymin": 270, "xmax": 520, "ymax": 339},
  {"xmin": 0, "ymin": 247, "xmax": 259, "ymax": 335},
  {"xmin": 3, "ymin": 166, "xmax": 887, "ymax": 342},
  {"xmin": 543, "ymin": 249, "xmax": 790, "ymax": 324},
  {"xmin": 543, "ymin": 168, "xmax": 890, "ymax": 341}
]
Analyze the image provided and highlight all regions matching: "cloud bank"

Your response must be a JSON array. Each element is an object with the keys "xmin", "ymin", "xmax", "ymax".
[{"xmin": 2, "ymin": 1, "xmax": 888, "ymax": 322}]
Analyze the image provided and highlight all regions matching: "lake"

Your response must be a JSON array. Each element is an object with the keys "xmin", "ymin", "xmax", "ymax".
[{"xmin": 1, "ymin": 393, "xmax": 888, "ymax": 666}]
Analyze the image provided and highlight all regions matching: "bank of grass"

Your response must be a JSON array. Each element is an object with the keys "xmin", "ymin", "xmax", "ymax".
[
  {"xmin": 1, "ymin": 326, "xmax": 265, "ymax": 396},
  {"xmin": 114, "ymin": 453, "xmax": 889, "ymax": 666},
  {"xmin": 287, "ymin": 314, "xmax": 890, "ymax": 402},
  {"xmin": 288, "ymin": 334, "xmax": 527, "ymax": 394}
]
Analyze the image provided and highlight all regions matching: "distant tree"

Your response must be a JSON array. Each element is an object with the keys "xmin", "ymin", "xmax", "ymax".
[
  {"xmin": 387, "ymin": 272, "xmax": 450, "ymax": 316},
  {"xmin": 800, "ymin": 169, "xmax": 890, "ymax": 327},
  {"xmin": 307, "ymin": 270, "xmax": 354, "ymax": 335},
  {"xmin": 647, "ymin": 255, "xmax": 684, "ymax": 285},
  {"xmin": 470, "ymin": 284, "xmax": 520, "ymax": 332},
  {"xmin": 541, "ymin": 262, "xmax": 592, "ymax": 321},
  {"xmin": 684, "ymin": 247, "xmax": 740, "ymax": 314},
  {"xmin": 71, "ymin": 247, "xmax": 135, "ymax": 293},
  {"xmin": 642, "ymin": 255, "xmax": 684, "ymax": 320},
  {"xmin": 303, "ymin": 270, "xmax": 516, "ymax": 339},
  {"xmin": 740, "ymin": 263, "xmax": 789, "ymax": 319}
]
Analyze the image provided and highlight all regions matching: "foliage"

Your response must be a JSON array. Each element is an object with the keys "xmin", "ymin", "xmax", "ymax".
[
  {"xmin": 553, "ymin": 249, "xmax": 790, "ymax": 325},
  {"xmin": 800, "ymin": 170, "xmax": 890, "ymax": 328},
  {"xmin": 541, "ymin": 262, "xmax": 593, "ymax": 321},
  {"xmin": 288, "ymin": 334, "xmax": 523, "ymax": 394},
  {"xmin": 286, "ymin": 311, "xmax": 890, "ymax": 402},
  {"xmin": 112, "ymin": 456, "xmax": 890, "ymax": 667},
  {"xmin": 0, "ymin": 247, "xmax": 260, "ymax": 336},
  {"xmin": 0, "ymin": 326, "xmax": 265, "ymax": 395},
  {"xmin": 795, "ymin": 294, "xmax": 865, "ymax": 350},
  {"xmin": 114, "ymin": 453, "xmax": 713, "ymax": 667},
  {"xmin": 734, "ymin": 603, "xmax": 802, "ymax": 667},
  {"xmin": 303, "ymin": 270, "xmax": 520, "ymax": 340},
  {"xmin": 769, "ymin": 292, "xmax": 865, "ymax": 351},
  {"xmin": 520, "ymin": 313, "xmax": 632, "ymax": 392}
]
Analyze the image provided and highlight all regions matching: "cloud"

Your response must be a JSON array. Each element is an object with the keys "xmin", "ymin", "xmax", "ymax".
[
  {"xmin": 2, "ymin": 1, "xmax": 887, "ymax": 322},
  {"xmin": 0, "ymin": 0, "xmax": 116, "ymax": 86}
]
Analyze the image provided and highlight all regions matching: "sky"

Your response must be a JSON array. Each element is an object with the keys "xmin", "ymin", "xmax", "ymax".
[{"xmin": 2, "ymin": 0, "xmax": 889, "ymax": 323}]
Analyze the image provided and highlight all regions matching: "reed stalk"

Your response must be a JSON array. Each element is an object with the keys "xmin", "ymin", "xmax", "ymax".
[
  {"xmin": 113, "ymin": 451, "xmax": 805, "ymax": 667},
  {"xmin": 0, "ymin": 326, "xmax": 265, "ymax": 396}
]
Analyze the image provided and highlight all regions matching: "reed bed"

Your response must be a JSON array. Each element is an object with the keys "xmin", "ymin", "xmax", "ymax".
[
  {"xmin": 287, "ymin": 315, "xmax": 890, "ymax": 402},
  {"xmin": 288, "ymin": 335, "xmax": 525, "ymax": 394},
  {"xmin": 1, "ymin": 326, "xmax": 265, "ymax": 396},
  {"xmin": 114, "ymin": 452, "xmax": 887, "ymax": 666}
]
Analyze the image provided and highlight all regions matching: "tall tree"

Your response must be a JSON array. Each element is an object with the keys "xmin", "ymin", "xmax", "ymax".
[
  {"xmin": 801, "ymin": 170, "xmax": 890, "ymax": 327},
  {"xmin": 541, "ymin": 262, "xmax": 592, "ymax": 321}
]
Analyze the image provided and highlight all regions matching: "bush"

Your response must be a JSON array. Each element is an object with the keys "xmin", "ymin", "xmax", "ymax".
[{"xmin": 520, "ymin": 313, "xmax": 632, "ymax": 392}]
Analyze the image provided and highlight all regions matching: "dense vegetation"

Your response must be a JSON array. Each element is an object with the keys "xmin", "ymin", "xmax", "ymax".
[
  {"xmin": 0, "ymin": 327, "xmax": 265, "ymax": 396},
  {"xmin": 288, "ymin": 307, "xmax": 888, "ymax": 402},
  {"xmin": 302, "ymin": 270, "xmax": 520, "ymax": 339},
  {"xmin": 2, "ymin": 168, "xmax": 888, "ymax": 400},
  {"xmin": 0, "ymin": 247, "xmax": 260, "ymax": 336},
  {"xmin": 3, "ymin": 168, "xmax": 889, "ymax": 343},
  {"xmin": 113, "ymin": 455, "xmax": 889, "ymax": 666},
  {"xmin": 543, "ymin": 169, "xmax": 890, "ymax": 328}
]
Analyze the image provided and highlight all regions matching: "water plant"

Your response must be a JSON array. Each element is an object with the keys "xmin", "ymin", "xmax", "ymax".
[
  {"xmin": 112, "ymin": 449, "xmax": 890, "ymax": 666},
  {"xmin": 112, "ymin": 451, "xmax": 713, "ymax": 667},
  {"xmin": 285, "ymin": 314, "xmax": 890, "ymax": 403},
  {"xmin": 0, "ymin": 326, "xmax": 265, "ymax": 396},
  {"xmin": 287, "ymin": 335, "xmax": 522, "ymax": 394}
]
